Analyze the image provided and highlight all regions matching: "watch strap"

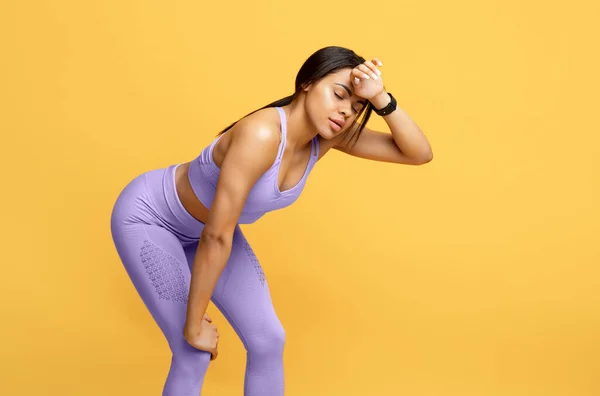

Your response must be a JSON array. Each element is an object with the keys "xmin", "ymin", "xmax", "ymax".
[{"xmin": 373, "ymin": 92, "xmax": 397, "ymax": 116}]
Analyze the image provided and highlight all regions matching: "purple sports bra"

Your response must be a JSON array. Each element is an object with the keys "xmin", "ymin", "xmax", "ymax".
[{"xmin": 187, "ymin": 107, "xmax": 320, "ymax": 224}]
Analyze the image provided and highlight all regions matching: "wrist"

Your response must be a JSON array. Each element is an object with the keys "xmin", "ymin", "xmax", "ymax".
[
  {"xmin": 184, "ymin": 318, "xmax": 204, "ymax": 335},
  {"xmin": 370, "ymin": 91, "xmax": 391, "ymax": 110},
  {"xmin": 183, "ymin": 324, "xmax": 197, "ymax": 340}
]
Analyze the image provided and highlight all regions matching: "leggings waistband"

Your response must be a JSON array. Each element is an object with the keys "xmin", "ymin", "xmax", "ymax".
[{"xmin": 146, "ymin": 164, "xmax": 206, "ymax": 240}]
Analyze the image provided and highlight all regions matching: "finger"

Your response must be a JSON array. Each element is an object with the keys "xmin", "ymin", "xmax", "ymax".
[
  {"xmin": 357, "ymin": 64, "xmax": 373, "ymax": 79},
  {"xmin": 372, "ymin": 58, "xmax": 383, "ymax": 67},
  {"xmin": 353, "ymin": 66, "xmax": 371, "ymax": 80},
  {"xmin": 211, "ymin": 343, "xmax": 218, "ymax": 359},
  {"xmin": 203, "ymin": 313, "xmax": 212, "ymax": 322},
  {"xmin": 364, "ymin": 60, "xmax": 381, "ymax": 76},
  {"xmin": 358, "ymin": 64, "xmax": 378, "ymax": 80},
  {"xmin": 351, "ymin": 68, "xmax": 363, "ymax": 85},
  {"xmin": 362, "ymin": 63, "xmax": 380, "ymax": 79},
  {"xmin": 351, "ymin": 68, "xmax": 368, "ymax": 86}
]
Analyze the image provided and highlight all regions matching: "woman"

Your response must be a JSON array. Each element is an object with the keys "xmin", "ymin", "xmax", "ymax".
[{"xmin": 110, "ymin": 45, "xmax": 433, "ymax": 395}]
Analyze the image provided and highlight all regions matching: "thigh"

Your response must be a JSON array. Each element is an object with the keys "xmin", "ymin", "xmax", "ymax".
[
  {"xmin": 183, "ymin": 225, "xmax": 285, "ymax": 349},
  {"xmin": 112, "ymin": 218, "xmax": 195, "ymax": 351}
]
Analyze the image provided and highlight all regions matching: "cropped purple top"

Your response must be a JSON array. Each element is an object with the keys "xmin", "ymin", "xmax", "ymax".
[{"xmin": 187, "ymin": 107, "xmax": 320, "ymax": 224}]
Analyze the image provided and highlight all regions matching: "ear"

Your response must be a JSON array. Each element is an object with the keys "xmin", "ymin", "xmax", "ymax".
[{"xmin": 301, "ymin": 81, "xmax": 312, "ymax": 92}]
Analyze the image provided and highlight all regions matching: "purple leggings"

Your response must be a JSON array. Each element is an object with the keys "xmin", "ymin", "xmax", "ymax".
[{"xmin": 110, "ymin": 164, "xmax": 285, "ymax": 395}]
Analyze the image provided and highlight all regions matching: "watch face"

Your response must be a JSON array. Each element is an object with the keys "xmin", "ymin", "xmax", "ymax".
[{"xmin": 377, "ymin": 95, "xmax": 396, "ymax": 115}]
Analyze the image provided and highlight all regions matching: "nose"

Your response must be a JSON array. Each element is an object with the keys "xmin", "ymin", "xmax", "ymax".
[{"xmin": 339, "ymin": 102, "xmax": 353, "ymax": 117}]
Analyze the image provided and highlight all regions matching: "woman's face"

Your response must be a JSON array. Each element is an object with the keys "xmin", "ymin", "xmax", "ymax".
[{"xmin": 303, "ymin": 68, "xmax": 368, "ymax": 139}]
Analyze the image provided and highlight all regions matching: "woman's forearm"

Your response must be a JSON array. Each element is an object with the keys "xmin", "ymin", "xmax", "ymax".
[
  {"xmin": 370, "ymin": 90, "xmax": 432, "ymax": 161},
  {"xmin": 184, "ymin": 233, "xmax": 232, "ymax": 332}
]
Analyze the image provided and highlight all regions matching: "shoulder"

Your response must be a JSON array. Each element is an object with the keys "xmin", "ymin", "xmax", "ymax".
[
  {"xmin": 230, "ymin": 107, "xmax": 281, "ymax": 146},
  {"xmin": 216, "ymin": 107, "xmax": 282, "ymax": 154},
  {"xmin": 219, "ymin": 107, "xmax": 282, "ymax": 169}
]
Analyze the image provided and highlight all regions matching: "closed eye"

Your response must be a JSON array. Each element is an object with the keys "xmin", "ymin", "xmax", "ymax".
[{"xmin": 335, "ymin": 93, "xmax": 358, "ymax": 114}]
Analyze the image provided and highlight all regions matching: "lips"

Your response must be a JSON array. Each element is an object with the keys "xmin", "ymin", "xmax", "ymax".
[{"xmin": 329, "ymin": 118, "xmax": 345, "ymax": 130}]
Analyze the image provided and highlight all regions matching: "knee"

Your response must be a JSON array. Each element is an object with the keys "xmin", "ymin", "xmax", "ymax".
[
  {"xmin": 245, "ymin": 323, "xmax": 286, "ymax": 357},
  {"xmin": 170, "ymin": 336, "xmax": 212, "ymax": 374},
  {"xmin": 174, "ymin": 352, "xmax": 211, "ymax": 377}
]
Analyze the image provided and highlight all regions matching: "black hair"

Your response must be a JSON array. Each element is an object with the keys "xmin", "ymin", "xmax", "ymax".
[{"xmin": 216, "ymin": 45, "xmax": 374, "ymax": 149}]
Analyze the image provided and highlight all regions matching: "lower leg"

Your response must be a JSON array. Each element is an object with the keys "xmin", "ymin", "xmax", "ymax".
[{"xmin": 163, "ymin": 336, "xmax": 211, "ymax": 396}]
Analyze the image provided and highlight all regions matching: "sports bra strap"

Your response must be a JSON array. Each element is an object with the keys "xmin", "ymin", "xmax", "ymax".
[
  {"xmin": 275, "ymin": 107, "xmax": 287, "ymax": 160},
  {"xmin": 276, "ymin": 107, "xmax": 319, "ymax": 161}
]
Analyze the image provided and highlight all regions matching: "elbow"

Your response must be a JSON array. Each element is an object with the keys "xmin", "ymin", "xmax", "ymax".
[
  {"xmin": 416, "ymin": 150, "xmax": 433, "ymax": 165},
  {"xmin": 199, "ymin": 230, "xmax": 234, "ymax": 265},
  {"xmin": 200, "ymin": 228, "xmax": 234, "ymax": 250}
]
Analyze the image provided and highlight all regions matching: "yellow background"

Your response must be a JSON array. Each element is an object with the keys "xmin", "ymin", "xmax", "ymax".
[{"xmin": 1, "ymin": 0, "xmax": 599, "ymax": 395}]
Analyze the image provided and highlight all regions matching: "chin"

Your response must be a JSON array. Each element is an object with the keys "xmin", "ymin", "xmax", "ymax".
[
  {"xmin": 319, "ymin": 128, "xmax": 338, "ymax": 140},
  {"xmin": 321, "ymin": 121, "xmax": 345, "ymax": 139},
  {"xmin": 323, "ymin": 131, "xmax": 336, "ymax": 139}
]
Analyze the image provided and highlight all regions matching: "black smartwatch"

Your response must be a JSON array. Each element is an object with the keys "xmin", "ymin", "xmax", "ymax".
[{"xmin": 373, "ymin": 92, "xmax": 397, "ymax": 116}]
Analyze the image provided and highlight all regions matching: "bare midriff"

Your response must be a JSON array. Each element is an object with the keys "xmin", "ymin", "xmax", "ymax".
[{"xmin": 175, "ymin": 161, "xmax": 210, "ymax": 224}]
